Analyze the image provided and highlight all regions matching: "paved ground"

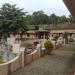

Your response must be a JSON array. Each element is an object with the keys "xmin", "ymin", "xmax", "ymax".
[{"xmin": 11, "ymin": 42, "xmax": 75, "ymax": 75}]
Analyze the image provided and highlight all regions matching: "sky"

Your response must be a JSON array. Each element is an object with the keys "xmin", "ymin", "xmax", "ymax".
[{"xmin": 0, "ymin": 0, "xmax": 70, "ymax": 17}]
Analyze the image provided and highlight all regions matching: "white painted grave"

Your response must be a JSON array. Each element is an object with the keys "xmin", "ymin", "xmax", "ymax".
[
  {"xmin": 36, "ymin": 44, "xmax": 41, "ymax": 57},
  {"xmin": 20, "ymin": 47, "xmax": 25, "ymax": 67},
  {"xmin": 12, "ymin": 44, "xmax": 20, "ymax": 54},
  {"xmin": 7, "ymin": 37, "xmax": 15, "ymax": 46}
]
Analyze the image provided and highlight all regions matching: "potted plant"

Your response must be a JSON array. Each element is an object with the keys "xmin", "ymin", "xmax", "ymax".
[{"xmin": 44, "ymin": 40, "xmax": 54, "ymax": 55}]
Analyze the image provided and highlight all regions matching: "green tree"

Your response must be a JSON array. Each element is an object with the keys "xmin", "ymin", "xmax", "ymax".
[
  {"xmin": 49, "ymin": 14, "xmax": 58, "ymax": 25},
  {"xmin": 59, "ymin": 16, "xmax": 68, "ymax": 24},
  {"xmin": 32, "ymin": 11, "xmax": 49, "ymax": 25},
  {"xmin": 0, "ymin": 3, "xmax": 28, "ymax": 40},
  {"xmin": 25, "ymin": 15, "xmax": 33, "ymax": 25}
]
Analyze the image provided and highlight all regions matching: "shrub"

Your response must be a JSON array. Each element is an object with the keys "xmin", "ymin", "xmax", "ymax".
[{"xmin": 44, "ymin": 40, "xmax": 54, "ymax": 54}]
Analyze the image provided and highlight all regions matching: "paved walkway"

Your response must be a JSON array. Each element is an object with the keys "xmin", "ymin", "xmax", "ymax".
[{"xmin": 11, "ymin": 42, "xmax": 75, "ymax": 75}]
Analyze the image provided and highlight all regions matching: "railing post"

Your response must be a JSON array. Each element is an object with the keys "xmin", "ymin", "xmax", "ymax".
[
  {"xmin": 36, "ymin": 44, "xmax": 41, "ymax": 58},
  {"xmin": 7, "ymin": 63, "xmax": 11, "ymax": 75},
  {"xmin": 20, "ymin": 47, "xmax": 26, "ymax": 68}
]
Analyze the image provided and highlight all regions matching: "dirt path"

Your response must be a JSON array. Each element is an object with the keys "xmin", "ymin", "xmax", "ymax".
[{"xmin": 11, "ymin": 42, "xmax": 75, "ymax": 75}]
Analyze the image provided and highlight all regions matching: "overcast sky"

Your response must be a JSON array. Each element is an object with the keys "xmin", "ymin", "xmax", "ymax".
[{"xmin": 0, "ymin": 0, "xmax": 70, "ymax": 17}]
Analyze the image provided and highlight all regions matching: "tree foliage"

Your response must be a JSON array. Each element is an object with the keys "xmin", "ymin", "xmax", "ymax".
[
  {"xmin": 0, "ymin": 3, "xmax": 28, "ymax": 39},
  {"xmin": 25, "ymin": 11, "xmax": 75, "ymax": 25},
  {"xmin": 31, "ymin": 11, "xmax": 49, "ymax": 25}
]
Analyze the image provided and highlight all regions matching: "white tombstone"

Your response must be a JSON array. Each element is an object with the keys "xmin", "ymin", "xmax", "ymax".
[
  {"xmin": 12, "ymin": 44, "xmax": 20, "ymax": 54},
  {"xmin": 50, "ymin": 35, "xmax": 53, "ymax": 40},
  {"xmin": 20, "ymin": 47, "xmax": 25, "ymax": 52},
  {"xmin": 36, "ymin": 44, "xmax": 41, "ymax": 57},
  {"xmin": 20, "ymin": 47, "xmax": 25, "ymax": 67},
  {"xmin": 56, "ymin": 37, "xmax": 64, "ymax": 45},
  {"xmin": 41, "ymin": 39, "xmax": 47, "ymax": 48},
  {"xmin": 7, "ymin": 37, "xmax": 15, "ymax": 46}
]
